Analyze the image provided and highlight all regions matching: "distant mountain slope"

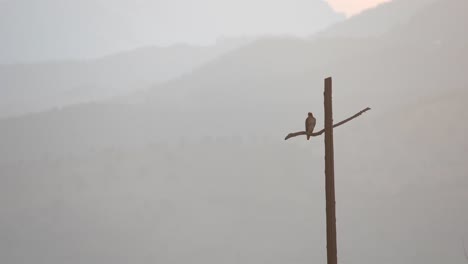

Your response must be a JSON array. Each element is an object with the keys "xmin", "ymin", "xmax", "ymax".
[
  {"xmin": 0, "ymin": 0, "xmax": 344, "ymax": 63},
  {"xmin": 0, "ymin": 38, "xmax": 251, "ymax": 118},
  {"xmin": 387, "ymin": 0, "xmax": 468, "ymax": 44}
]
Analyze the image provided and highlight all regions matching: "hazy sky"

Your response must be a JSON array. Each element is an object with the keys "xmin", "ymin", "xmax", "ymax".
[
  {"xmin": 0, "ymin": 0, "xmax": 391, "ymax": 63},
  {"xmin": 327, "ymin": 0, "xmax": 391, "ymax": 16},
  {"xmin": 0, "ymin": 0, "xmax": 345, "ymax": 62}
]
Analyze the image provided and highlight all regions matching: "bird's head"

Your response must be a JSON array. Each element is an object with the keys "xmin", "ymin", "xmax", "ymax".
[{"xmin": 308, "ymin": 112, "xmax": 314, "ymax": 117}]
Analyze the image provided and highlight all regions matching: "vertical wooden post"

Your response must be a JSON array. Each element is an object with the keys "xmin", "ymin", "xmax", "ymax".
[{"xmin": 324, "ymin": 77, "xmax": 337, "ymax": 264}]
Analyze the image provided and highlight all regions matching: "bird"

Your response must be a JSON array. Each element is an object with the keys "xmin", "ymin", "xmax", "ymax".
[{"xmin": 305, "ymin": 112, "xmax": 316, "ymax": 140}]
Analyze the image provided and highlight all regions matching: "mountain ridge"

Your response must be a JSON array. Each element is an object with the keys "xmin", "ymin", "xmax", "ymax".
[{"xmin": 0, "ymin": 38, "xmax": 252, "ymax": 118}]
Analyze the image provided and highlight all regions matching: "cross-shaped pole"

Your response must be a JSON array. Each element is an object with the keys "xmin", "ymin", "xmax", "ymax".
[{"xmin": 285, "ymin": 77, "xmax": 370, "ymax": 264}]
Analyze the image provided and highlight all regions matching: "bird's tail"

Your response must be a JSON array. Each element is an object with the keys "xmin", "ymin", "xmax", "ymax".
[{"xmin": 307, "ymin": 135, "xmax": 310, "ymax": 140}]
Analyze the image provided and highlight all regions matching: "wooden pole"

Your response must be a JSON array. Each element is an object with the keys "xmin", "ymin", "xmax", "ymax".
[{"xmin": 324, "ymin": 77, "xmax": 338, "ymax": 264}]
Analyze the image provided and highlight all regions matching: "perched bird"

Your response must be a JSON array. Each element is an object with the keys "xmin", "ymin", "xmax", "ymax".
[{"xmin": 305, "ymin": 112, "xmax": 316, "ymax": 140}]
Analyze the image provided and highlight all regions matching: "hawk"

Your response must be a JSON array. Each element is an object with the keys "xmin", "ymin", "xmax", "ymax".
[{"xmin": 305, "ymin": 112, "xmax": 316, "ymax": 140}]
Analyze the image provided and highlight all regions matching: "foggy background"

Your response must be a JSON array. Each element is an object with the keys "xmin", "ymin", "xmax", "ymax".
[{"xmin": 1, "ymin": 0, "xmax": 468, "ymax": 264}]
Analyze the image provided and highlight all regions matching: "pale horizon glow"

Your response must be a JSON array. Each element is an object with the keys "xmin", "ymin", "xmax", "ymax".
[{"xmin": 326, "ymin": 0, "xmax": 392, "ymax": 16}]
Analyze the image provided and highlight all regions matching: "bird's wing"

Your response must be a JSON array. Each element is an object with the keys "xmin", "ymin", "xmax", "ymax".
[
  {"xmin": 305, "ymin": 117, "xmax": 317, "ymax": 133},
  {"xmin": 311, "ymin": 118, "xmax": 316, "ymax": 130},
  {"xmin": 306, "ymin": 117, "xmax": 314, "ymax": 132}
]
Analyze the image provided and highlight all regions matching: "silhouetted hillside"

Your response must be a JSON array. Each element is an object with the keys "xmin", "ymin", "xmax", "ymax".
[{"xmin": 0, "ymin": 38, "xmax": 251, "ymax": 117}]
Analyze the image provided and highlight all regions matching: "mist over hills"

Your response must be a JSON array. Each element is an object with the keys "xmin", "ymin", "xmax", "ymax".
[
  {"xmin": 0, "ymin": 0, "xmax": 344, "ymax": 117},
  {"xmin": 0, "ymin": 38, "xmax": 251, "ymax": 117},
  {"xmin": 1, "ymin": 0, "xmax": 468, "ymax": 264},
  {"xmin": 0, "ymin": 0, "xmax": 344, "ymax": 63}
]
